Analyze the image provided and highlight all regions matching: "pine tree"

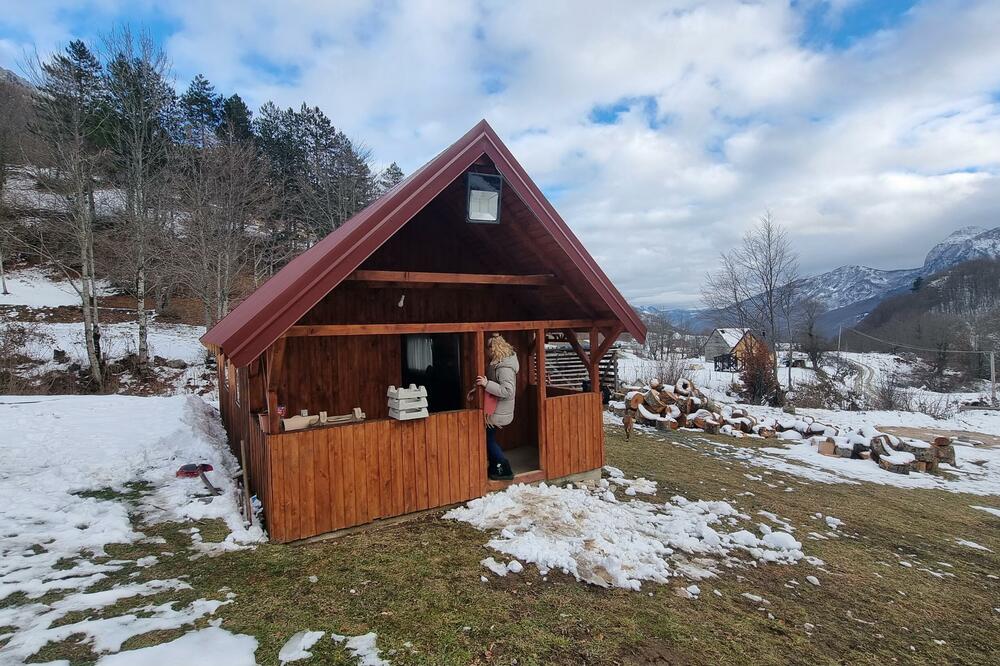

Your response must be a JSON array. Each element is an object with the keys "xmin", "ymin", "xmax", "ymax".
[
  {"xmin": 217, "ymin": 93, "xmax": 253, "ymax": 144},
  {"xmin": 912, "ymin": 276, "xmax": 923, "ymax": 292},
  {"xmin": 29, "ymin": 40, "xmax": 108, "ymax": 387},
  {"xmin": 377, "ymin": 162, "xmax": 404, "ymax": 194},
  {"xmin": 179, "ymin": 74, "xmax": 221, "ymax": 147}
]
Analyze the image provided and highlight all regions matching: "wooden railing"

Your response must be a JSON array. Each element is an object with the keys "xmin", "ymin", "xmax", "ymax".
[
  {"xmin": 542, "ymin": 391, "xmax": 603, "ymax": 479},
  {"xmin": 263, "ymin": 409, "xmax": 485, "ymax": 542}
]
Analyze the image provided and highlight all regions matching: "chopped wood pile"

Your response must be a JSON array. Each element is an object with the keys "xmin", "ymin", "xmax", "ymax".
[{"xmin": 608, "ymin": 380, "xmax": 957, "ymax": 476}]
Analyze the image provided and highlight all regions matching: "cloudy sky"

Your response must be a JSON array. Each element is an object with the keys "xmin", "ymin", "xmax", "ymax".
[{"xmin": 2, "ymin": 0, "xmax": 999, "ymax": 307}]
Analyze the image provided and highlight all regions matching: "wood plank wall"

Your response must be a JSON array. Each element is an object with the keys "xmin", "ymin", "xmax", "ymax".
[
  {"xmin": 265, "ymin": 409, "xmax": 486, "ymax": 543},
  {"xmin": 280, "ymin": 334, "xmax": 401, "ymax": 419},
  {"xmin": 542, "ymin": 391, "xmax": 604, "ymax": 479}
]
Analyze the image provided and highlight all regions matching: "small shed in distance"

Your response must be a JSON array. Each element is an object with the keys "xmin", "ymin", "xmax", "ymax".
[
  {"xmin": 703, "ymin": 328, "xmax": 749, "ymax": 362},
  {"xmin": 201, "ymin": 119, "xmax": 646, "ymax": 543},
  {"xmin": 705, "ymin": 328, "xmax": 772, "ymax": 371}
]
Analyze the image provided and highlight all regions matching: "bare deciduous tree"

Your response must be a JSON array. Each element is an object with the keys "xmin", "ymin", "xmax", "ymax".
[
  {"xmin": 15, "ymin": 42, "xmax": 108, "ymax": 388},
  {"xmin": 170, "ymin": 140, "xmax": 274, "ymax": 328},
  {"xmin": 103, "ymin": 27, "xmax": 175, "ymax": 371},
  {"xmin": 703, "ymin": 211, "xmax": 800, "ymax": 380}
]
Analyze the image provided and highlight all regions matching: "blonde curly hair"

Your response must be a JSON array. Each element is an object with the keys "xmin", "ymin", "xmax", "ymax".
[{"xmin": 487, "ymin": 333, "xmax": 515, "ymax": 364}]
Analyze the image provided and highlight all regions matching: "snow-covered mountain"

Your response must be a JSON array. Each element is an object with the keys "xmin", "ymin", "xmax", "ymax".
[
  {"xmin": 922, "ymin": 225, "xmax": 1000, "ymax": 275},
  {"xmin": 643, "ymin": 226, "xmax": 1000, "ymax": 334},
  {"xmin": 799, "ymin": 226, "xmax": 1000, "ymax": 312}
]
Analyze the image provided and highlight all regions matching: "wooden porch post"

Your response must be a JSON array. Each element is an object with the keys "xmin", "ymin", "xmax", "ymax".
[
  {"xmin": 589, "ymin": 326, "xmax": 601, "ymax": 392},
  {"xmin": 474, "ymin": 330, "xmax": 485, "ymax": 410},
  {"xmin": 536, "ymin": 328, "xmax": 547, "ymax": 471},
  {"xmin": 265, "ymin": 337, "xmax": 287, "ymax": 433}
]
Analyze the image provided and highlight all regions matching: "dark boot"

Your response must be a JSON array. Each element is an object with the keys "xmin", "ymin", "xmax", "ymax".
[
  {"xmin": 497, "ymin": 460, "xmax": 514, "ymax": 481},
  {"xmin": 488, "ymin": 461, "xmax": 515, "ymax": 481}
]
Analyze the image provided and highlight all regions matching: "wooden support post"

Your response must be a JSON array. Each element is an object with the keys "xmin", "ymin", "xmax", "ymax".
[
  {"xmin": 265, "ymin": 337, "xmax": 287, "ymax": 434},
  {"xmin": 589, "ymin": 327, "xmax": 601, "ymax": 392},
  {"xmin": 536, "ymin": 328, "xmax": 547, "ymax": 471},
  {"xmin": 474, "ymin": 330, "xmax": 485, "ymax": 410}
]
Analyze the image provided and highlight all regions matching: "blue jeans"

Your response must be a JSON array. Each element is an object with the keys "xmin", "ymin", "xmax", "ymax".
[{"xmin": 486, "ymin": 427, "xmax": 510, "ymax": 468}]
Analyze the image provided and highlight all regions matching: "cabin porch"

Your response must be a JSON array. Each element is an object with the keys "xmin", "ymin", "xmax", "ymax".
[{"xmin": 218, "ymin": 317, "xmax": 616, "ymax": 543}]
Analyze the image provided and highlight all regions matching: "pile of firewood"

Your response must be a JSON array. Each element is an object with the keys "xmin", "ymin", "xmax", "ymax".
[
  {"xmin": 611, "ymin": 378, "xmax": 773, "ymax": 436},
  {"xmin": 608, "ymin": 381, "xmax": 957, "ymax": 475},
  {"xmin": 758, "ymin": 418, "xmax": 957, "ymax": 475}
]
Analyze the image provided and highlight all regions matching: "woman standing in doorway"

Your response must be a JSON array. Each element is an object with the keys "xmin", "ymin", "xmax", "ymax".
[{"xmin": 476, "ymin": 334, "xmax": 518, "ymax": 480}]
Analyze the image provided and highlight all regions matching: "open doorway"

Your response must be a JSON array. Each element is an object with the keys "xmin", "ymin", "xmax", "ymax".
[
  {"xmin": 401, "ymin": 334, "xmax": 463, "ymax": 413},
  {"xmin": 487, "ymin": 329, "xmax": 540, "ymax": 476}
]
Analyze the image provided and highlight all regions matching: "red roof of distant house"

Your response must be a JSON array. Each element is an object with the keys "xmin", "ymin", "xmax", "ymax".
[{"xmin": 202, "ymin": 119, "xmax": 646, "ymax": 366}]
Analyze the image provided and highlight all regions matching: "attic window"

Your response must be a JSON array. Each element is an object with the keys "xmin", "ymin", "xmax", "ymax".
[{"xmin": 467, "ymin": 173, "xmax": 502, "ymax": 223}]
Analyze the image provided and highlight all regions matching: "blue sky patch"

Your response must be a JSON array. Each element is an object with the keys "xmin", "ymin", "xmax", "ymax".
[{"xmin": 797, "ymin": 0, "xmax": 918, "ymax": 49}]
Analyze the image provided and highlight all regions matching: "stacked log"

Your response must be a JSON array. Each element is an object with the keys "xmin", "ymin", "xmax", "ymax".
[{"xmin": 608, "ymin": 380, "xmax": 958, "ymax": 477}]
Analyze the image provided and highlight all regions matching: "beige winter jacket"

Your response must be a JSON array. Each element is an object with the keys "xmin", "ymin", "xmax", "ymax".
[{"xmin": 485, "ymin": 353, "xmax": 518, "ymax": 427}]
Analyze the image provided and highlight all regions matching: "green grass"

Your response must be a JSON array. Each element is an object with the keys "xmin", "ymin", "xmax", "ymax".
[{"xmin": 15, "ymin": 425, "xmax": 1000, "ymax": 665}]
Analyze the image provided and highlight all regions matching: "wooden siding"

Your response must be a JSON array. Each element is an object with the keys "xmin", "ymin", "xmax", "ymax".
[
  {"xmin": 279, "ymin": 334, "xmax": 401, "ymax": 419},
  {"xmin": 542, "ymin": 391, "xmax": 603, "ymax": 479},
  {"xmin": 264, "ymin": 409, "xmax": 485, "ymax": 542}
]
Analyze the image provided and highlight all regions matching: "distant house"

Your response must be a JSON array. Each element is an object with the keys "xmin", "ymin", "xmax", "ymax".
[
  {"xmin": 704, "ymin": 328, "xmax": 772, "ymax": 371},
  {"xmin": 702, "ymin": 328, "xmax": 748, "ymax": 362}
]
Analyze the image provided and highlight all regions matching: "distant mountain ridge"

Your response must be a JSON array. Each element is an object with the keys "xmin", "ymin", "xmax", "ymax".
[
  {"xmin": 0, "ymin": 67, "xmax": 32, "ymax": 89},
  {"xmin": 798, "ymin": 225, "xmax": 1000, "ymax": 312},
  {"xmin": 641, "ymin": 225, "xmax": 1000, "ymax": 335}
]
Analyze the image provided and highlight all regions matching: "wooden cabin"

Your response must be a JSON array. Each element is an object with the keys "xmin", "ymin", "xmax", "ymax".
[
  {"xmin": 202, "ymin": 120, "xmax": 646, "ymax": 543},
  {"xmin": 710, "ymin": 329, "xmax": 773, "ymax": 372}
]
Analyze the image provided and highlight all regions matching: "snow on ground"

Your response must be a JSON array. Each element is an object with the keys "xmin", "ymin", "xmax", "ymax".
[
  {"xmin": 1, "ymin": 169, "xmax": 122, "ymax": 217},
  {"xmin": 618, "ymin": 350, "xmax": 994, "ymax": 408},
  {"xmin": 331, "ymin": 632, "xmax": 392, "ymax": 666},
  {"xmin": 446, "ymin": 478, "xmax": 810, "ymax": 591},
  {"xmin": 278, "ymin": 630, "xmax": 326, "ymax": 663},
  {"xmin": 94, "ymin": 627, "xmax": 259, "ymax": 666},
  {"xmin": 971, "ymin": 505, "xmax": 1000, "ymax": 518},
  {"xmin": 607, "ymin": 408, "xmax": 1000, "ymax": 495},
  {"xmin": 6, "ymin": 320, "xmax": 207, "ymax": 366},
  {"xmin": 0, "ymin": 267, "xmax": 113, "ymax": 308},
  {"xmin": 0, "ymin": 394, "xmax": 262, "ymax": 663},
  {"xmin": 954, "ymin": 539, "xmax": 992, "ymax": 552},
  {"xmin": 745, "ymin": 403, "xmax": 1000, "ymax": 447}
]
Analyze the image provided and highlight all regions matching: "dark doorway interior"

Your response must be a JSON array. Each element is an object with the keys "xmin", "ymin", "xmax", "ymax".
[{"xmin": 401, "ymin": 334, "xmax": 462, "ymax": 413}]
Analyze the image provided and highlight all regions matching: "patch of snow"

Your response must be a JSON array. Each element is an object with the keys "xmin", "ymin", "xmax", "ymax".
[
  {"xmin": 279, "ymin": 630, "xmax": 326, "ymax": 663},
  {"xmin": 0, "ymin": 394, "xmax": 262, "ymax": 662},
  {"xmin": 0, "ymin": 267, "xmax": 112, "ymax": 308},
  {"xmin": 954, "ymin": 539, "xmax": 992, "ymax": 552},
  {"xmin": 446, "ymin": 483, "xmax": 805, "ymax": 591},
  {"xmin": 971, "ymin": 505, "xmax": 1000, "ymax": 518},
  {"xmin": 94, "ymin": 627, "xmax": 258, "ymax": 666},
  {"xmin": 480, "ymin": 557, "xmax": 509, "ymax": 577},
  {"xmin": 806, "ymin": 575, "xmax": 820, "ymax": 586},
  {"xmin": 331, "ymin": 632, "xmax": 392, "ymax": 666}
]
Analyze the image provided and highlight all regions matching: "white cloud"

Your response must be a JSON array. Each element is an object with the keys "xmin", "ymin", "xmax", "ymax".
[{"xmin": 2, "ymin": 0, "xmax": 999, "ymax": 308}]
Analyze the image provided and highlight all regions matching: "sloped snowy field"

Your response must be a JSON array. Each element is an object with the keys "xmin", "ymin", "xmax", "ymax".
[{"xmin": 0, "ymin": 395, "xmax": 263, "ymax": 664}]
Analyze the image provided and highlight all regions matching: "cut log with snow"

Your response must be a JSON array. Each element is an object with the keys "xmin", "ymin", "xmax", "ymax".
[{"xmin": 879, "ymin": 451, "xmax": 914, "ymax": 474}]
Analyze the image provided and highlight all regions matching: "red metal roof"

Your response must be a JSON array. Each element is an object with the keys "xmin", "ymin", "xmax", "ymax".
[{"xmin": 202, "ymin": 119, "xmax": 646, "ymax": 366}]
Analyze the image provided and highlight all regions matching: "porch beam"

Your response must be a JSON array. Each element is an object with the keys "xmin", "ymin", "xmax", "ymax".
[
  {"xmin": 285, "ymin": 319, "xmax": 619, "ymax": 337},
  {"xmin": 591, "ymin": 324, "xmax": 623, "ymax": 366},
  {"xmin": 561, "ymin": 329, "xmax": 591, "ymax": 368},
  {"xmin": 347, "ymin": 270, "xmax": 560, "ymax": 287}
]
